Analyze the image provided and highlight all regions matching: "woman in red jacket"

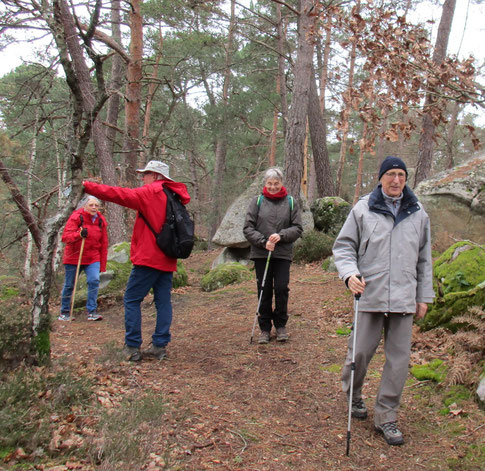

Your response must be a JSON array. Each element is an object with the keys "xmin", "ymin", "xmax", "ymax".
[{"xmin": 59, "ymin": 196, "xmax": 108, "ymax": 321}]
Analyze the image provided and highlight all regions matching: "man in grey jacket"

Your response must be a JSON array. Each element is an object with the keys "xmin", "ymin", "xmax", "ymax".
[{"xmin": 332, "ymin": 156, "xmax": 434, "ymax": 446}]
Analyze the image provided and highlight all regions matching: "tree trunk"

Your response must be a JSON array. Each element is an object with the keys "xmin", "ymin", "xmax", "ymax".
[
  {"xmin": 445, "ymin": 101, "xmax": 460, "ymax": 169},
  {"xmin": 209, "ymin": 0, "xmax": 235, "ymax": 243},
  {"xmin": 414, "ymin": 0, "xmax": 456, "ymax": 187},
  {"xmin": 308, "ymin": 66, "xmax": 335, "ymax": 196},
  {"xmin": 335, "ymin": 1, "xmax": 359, "ymax": 196},
  {"xmin": 124, "ymin": 0, "xmax": 143, "ymax": 187},
  {"xmin": 276, "ymin": 3, "xmax": 289, "ymax": 139},
  {"xmin": 353, "ymin": 121, "xmax": 368, "ymax": 205},
  {"xmin": 143, "ymin": 27, "xmax": 163, "ymax": 158},
  {"xmin": 103, "ymin": 0, "xmax": 126, "ymax": 243},
  {"xmin": 284, "ymin": 0, "xmax": 316, "ymax": 199},
  {"xmin": 24, "ymin": 108, "xmax": 39, "ymax": 280}
]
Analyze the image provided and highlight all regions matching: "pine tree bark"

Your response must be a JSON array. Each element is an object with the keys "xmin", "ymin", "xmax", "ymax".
[
  {"xmin": 124, "ymin": 0, "xmax": 143, "ymax": 187},
  {"xmin": 414, "ymin": 0, "xmax": 456, "ymax": 187},
  {"xmin": 284, "ymin": 0, "xmax": 316, "ymax": 200},
  {"xmin": 308, "ymin": 66, "xmax": 335, "ymax": 197}
]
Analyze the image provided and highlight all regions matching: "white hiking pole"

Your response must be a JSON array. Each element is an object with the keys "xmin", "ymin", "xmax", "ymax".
[
  {"xmin": 346, "ymin": 275, "xmax": 362, "ymax": 457},
  {"xmin": 249, "ymin": 251, "xmax": 272, "ymax": 344},
  {"xmin": 69, "ymin": 236, "xmax": 86, "ymax": 320}
]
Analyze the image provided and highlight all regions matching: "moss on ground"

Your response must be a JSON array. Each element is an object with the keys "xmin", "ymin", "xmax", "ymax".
[{"xmin": 410, "ymin": 359, "xmax": 447, "ymax": 383}]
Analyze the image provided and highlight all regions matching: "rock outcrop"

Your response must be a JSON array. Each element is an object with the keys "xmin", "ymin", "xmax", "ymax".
[{"xmin": 415, "ymin": 155, "xmax": 485, "ymax": 251}]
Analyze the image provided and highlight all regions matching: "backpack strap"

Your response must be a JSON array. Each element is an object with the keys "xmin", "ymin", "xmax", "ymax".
[
  {"xmin": 287, "ymin": 195, "xmax": 294, "ymax": 211},
  {"xmin": 138, "ymin": 211, "xmax": 157, "ymax": 235},
  {"xmin": 79, "ymin": 214, "xmax": 84, "ymax": 227}
]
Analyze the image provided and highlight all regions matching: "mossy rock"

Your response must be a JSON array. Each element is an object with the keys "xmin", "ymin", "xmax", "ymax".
[
  {"xmin": 294, "ymin": 230, "xmax": 335, "ymax": 263},
  {"xmin": 410, "ymin": 359, "xmax": 447, "ymax": 383},
  {"xmin": 200, "ymin": 262, "xmax": 252, "ymax": 292},
  {"xmin": 420, "ymin": 242, "xmax": 485, "ymax": 331},
  {"xmin": 310, "ymin": 197, "xmax": 351, "ymax": 235},
  {"xmin": 433, "ymin": 242, "xmax": 485, "ymax": 295}
]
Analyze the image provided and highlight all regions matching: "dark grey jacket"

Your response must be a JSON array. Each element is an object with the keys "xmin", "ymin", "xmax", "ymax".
[
  {"xmin": 332, "ymin": 184, "xmax": 435, "ymax": 313},
  {"xmin": 243, "ymin": 195, "xmax": 303, "ymax": 261}
]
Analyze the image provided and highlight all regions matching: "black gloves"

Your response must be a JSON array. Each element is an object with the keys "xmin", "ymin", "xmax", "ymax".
[{"xmin": 80, "ymin": 228, "xmax": 88, "ymax": 238}]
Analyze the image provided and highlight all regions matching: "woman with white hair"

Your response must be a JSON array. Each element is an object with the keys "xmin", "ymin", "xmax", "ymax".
[
  {"xmin": 243, "ymin": 167, "xmax": 303, "ymax": 344},
  {"xmin": 58, "ymin": 195, "xmax": 108, "ymax": 321}
]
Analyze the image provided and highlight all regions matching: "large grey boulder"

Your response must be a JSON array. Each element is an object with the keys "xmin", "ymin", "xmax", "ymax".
[
  {"xmin": 212, "ymin": 174, "xmax": 314, "ymax": 248},
  {"xmin": 415, "ymin": 155, "xmax": 485, "ymax": 251}
]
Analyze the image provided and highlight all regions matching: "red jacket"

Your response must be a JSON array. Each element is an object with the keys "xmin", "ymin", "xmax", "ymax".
[
  {"xmin": 62, "ymin": 208, "xmax": 108, "ymax": 272},
  {"xmin": 83, "ymin": 179, "xmax": 190, "ymax": 272}
]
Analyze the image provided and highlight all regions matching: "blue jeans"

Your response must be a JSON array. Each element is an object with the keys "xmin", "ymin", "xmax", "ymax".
[
  {"xmin": 124, "ymin": 265, "xmax": 173, "ymax": 348},
  {"xmin": 61, "ymin": 262, "xmax": 100, "ymax": 314}
]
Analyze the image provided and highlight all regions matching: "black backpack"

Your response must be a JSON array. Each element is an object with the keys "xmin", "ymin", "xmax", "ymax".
[{"xmin": 139, "ymin": 188, "xmax": 194, "ymax": 259}]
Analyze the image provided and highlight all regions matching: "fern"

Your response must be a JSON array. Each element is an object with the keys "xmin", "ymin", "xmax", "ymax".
[{"xmin": 444, "ymin": 305, "xmax": 485, "ymax": 386}]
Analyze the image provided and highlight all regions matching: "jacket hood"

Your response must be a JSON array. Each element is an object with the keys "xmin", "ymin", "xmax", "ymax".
[{"xmin": 161, "ymin": 180, "xmax": 191, "ymax": 205}]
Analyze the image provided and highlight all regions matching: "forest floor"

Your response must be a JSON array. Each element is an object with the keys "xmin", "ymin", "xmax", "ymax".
[{"xmin": 17, "ymin": 250, "xmax": 485, "ymax": 470}]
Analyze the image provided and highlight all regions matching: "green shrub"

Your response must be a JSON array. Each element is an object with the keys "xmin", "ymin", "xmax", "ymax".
[
  {"xmin": 310, "ymin": 197, "xmax": 350, "ymax": 234},
  {"xmin": 294, "ymin": 230, "xmax": 335, "ymax": 263},
  {"xmin": 200, "ymin": 263, "xmax": 252, "ymax": 292}
]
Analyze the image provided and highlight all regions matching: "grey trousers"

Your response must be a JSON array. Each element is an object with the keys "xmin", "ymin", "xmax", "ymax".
[{"xmin": 341, "ymin": 311, "xmax": 414, "ymax": 426}]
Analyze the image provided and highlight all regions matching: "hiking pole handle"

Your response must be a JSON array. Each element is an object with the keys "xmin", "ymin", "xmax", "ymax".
[{"xmin": 354, "ymin": 275, "xmax": 362, "ymax": 300}]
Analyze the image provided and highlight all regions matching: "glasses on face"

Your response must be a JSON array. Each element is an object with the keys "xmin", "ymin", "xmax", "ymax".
[{"xmin": 384, "ymin": 171, "xmax": 406, "ymax": 180}]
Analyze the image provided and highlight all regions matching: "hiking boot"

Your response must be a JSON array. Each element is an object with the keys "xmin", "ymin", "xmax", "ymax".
[
  {"xmin": 143, "ymin": 343, "xmax": 167, "ymax": 360},
  {"xmin": 351, "ymin": 398, "xmax": 368, "ymax": 419},
  {"xmin": 58, "ymin": 313, "xmax": 71, "ymax": 321},
  {"xmin": 276, "ymin": 327, "xmax": 289, "ymax": 342},
  {"xmin": 87, "ymin": 311, "xmax": 103, "ymax": 321},
  {"xmin": 375, "ymin": 421, "xmax": 404, "ymax": 446},
  {"xmin": 258, "ymin": 331, "xmax": 270, "ymax": 344},
  {"xmin": 123, "ymin": 345, "xmax": 142, "ymax": 362}
]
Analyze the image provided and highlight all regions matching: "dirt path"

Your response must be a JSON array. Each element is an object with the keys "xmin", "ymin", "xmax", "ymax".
[{"xmin": 50, "ymin": 250, "xmax": 485, "ymax": 471}]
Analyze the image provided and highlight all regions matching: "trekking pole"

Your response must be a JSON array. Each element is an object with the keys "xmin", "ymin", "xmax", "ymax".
[
  {"xmin": 249, "ymin": 251, "xmax": 272, "ymax": 344},
  {"xmin": 69, "ymin": 236, "xmax": 86, "ymax": 319},
  {"xmin": 346, "ymin": 275, "xmax": 362, "ymax": 457}
]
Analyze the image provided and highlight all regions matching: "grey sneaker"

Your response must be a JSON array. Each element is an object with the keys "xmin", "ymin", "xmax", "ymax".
[
  {"xmin": 143, "ymin": 343, "xmax": 167, "ymax": 360},
  {"xmin": 258, "ymin": 331, "xmax": 270, "ymax": 344},
  {"xmin": 375, "ymin": 421, "xmax": 404, "ymax": 446},
  {"xmin": 123, "ymin": 345, "xmax": 142, "ymax": 362},
  {"xmin": 87, "ymin": 311, "xmax": 103, "ymax": 321},
  {"xmin": 351, "ymin": 398, "xmax": 368, "ymax": 419},
  {"xmin": 276, "ymin": 327, "xmax": 289, "ymax": 342},
  {"xmin": 58, "ymin": 313, "xmax": 71, "ymax": 321}
]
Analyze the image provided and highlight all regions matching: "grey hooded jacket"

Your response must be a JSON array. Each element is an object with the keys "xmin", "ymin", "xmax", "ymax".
[
  {"xmin": 332, "ymin": 184, "xmax": 435, "ymax": 313},
  {"xmin": 243, "ymin": 194, "xmax": 303, "ymax": 261}
]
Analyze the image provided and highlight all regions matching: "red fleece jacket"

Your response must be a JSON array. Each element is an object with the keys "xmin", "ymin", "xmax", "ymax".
[
  {"xmin": 83, "ymin": 179, "xmax": 190, "ymax": 272},
  {"xmin": 62, "ymin": 208, "xmax": 108, "ymax": 271}
]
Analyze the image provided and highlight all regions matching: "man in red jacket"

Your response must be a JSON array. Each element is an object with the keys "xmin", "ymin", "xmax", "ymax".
[
  {"xmin": 83, "ymin": 161, "xmax": 191, "ymax": 362},
  {"xmin": 60, "ymin": 196, "xmax": 108, "ymax": 321}
]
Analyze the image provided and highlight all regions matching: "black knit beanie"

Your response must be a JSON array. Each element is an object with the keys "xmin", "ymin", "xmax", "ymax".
[{"xmin": 378, "ymin": 156, "xmax": 408, "ymax": 180}]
